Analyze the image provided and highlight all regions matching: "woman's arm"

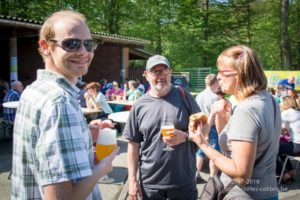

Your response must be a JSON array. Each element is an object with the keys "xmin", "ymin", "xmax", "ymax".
[{"xmin": 190, "ymin": 127, "xmax": 256, "ymax": 186}]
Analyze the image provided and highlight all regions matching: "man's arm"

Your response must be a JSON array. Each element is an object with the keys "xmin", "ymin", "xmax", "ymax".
[
  {"xmin": 43, "ymin": 147, "xmax": 119, "ymax": 200},
  {"xmin": 127, "ymin": 141, "xmax": 142, "ymax": 200}
]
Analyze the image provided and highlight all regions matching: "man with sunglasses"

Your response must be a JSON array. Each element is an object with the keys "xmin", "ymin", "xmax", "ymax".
[
  {"xmin": 123, "ymin": 55, "xmax": 201, "ymax": 200},
  {"xmin": 11, "ymin": 10, "xmax": 119, "ymax": 200}
]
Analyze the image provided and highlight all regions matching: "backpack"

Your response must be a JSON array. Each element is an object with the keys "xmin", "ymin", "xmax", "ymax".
[
  {"xmin": 200, "ymin": 175, "xmax": 253, "ymax": 200},
  {"xmin": 200, "ymin": 175, "xmax": 225, "ymax": 200}
]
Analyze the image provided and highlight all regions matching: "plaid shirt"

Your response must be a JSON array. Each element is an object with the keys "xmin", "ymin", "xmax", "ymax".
[
  {"xmin": 3, "ymin": 89, "xmax": 21, "ymax": 122},
  {"xmin": 11, "ymin": 70, "xmax": 101, "ymax": 200}
]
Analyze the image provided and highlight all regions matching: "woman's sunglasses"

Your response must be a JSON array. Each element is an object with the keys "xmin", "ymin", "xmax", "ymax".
[{"xmin": 49, "ymin": 38, "xmax": 97, "ymax": 52}]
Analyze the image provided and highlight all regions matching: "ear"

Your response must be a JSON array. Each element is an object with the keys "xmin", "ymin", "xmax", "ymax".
[
  {"xmin": 143, "ymin": 71, "xmax": 149, "ymax": 81},
  {"xmin": 39, "ymin": 39, "xmax": 51, "ymax": 55}
]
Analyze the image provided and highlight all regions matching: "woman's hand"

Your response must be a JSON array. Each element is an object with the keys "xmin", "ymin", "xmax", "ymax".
[
  {"xmin": 211, "ymin": 99, "xmax": 231, "ymax": 117},
  {"xmin": 188, "ymin": 122, "xmax": 208, "ymax": 146}
]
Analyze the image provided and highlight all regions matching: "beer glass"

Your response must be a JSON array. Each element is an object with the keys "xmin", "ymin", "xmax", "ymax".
[
  {"xmin": 161, "ymin": 120, "xmax": 175, "ymax": 151},
  {"xmin": 96, "ymin": 128, "xmax": 117, "ymax": 161}
]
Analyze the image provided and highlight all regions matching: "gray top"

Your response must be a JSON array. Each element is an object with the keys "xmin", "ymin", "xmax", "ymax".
[
  {"xmin": 195, "ymin": 88, "xmax": 219, "ymax": 115},
  {"xmin": 123, "ymin": 86, "xmax": 200, "ymax": 189},
  {"xmin": 219, "ymin": 91, "xmax": 281, "ymax": 199}
]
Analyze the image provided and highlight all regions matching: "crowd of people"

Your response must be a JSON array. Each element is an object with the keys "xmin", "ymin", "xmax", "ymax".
[{"xmin": 1, "ymin": 9, "xmax": 299, "ymax": 200}]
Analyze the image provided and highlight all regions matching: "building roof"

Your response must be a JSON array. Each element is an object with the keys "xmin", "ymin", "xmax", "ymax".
[{"xmin": 0, "ymin": 15, "xmax": 150, "ymax": 47}]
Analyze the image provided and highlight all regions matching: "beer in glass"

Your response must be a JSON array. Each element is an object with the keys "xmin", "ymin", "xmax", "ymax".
[
  {"xmin": 161, "ymin": 120, "xmax": 175, "ymax": 151},
  {"xmin": 96, "ymin": 128, "xmax": 117, "ymax": 161}
]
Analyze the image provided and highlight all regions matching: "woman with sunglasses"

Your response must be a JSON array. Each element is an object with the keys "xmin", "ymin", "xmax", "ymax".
[
  {"xmin": 105, "ymin": 81, "xmax": 125, "ymax": 112},
  {"xmin": 189, "ymin": 45, "xmax": 281, "ymax": 200}
]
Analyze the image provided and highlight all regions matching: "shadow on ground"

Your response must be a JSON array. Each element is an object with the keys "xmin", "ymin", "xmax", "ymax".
[{"xmin": 0, "ymin": 139, "xmax": 12, "ymax": 173}]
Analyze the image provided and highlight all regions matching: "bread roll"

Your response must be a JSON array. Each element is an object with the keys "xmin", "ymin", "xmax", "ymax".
[{"xmin": 189, "ymin": 112, "xmax": 208, "ymax": 132}]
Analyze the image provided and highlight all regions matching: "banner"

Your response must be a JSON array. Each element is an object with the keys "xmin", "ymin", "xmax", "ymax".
[
  {"xmin": 264, "ymin": 71, "xmax": 300, "ymax": 90},
  {"xmin": 171, "ymin": 72, "xmax": 190, "ymax": 91}
]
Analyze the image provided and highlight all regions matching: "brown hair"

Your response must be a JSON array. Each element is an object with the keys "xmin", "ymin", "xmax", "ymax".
[
  {"xmin": 38, "ymin": 10, "xmax": 86, "ymax": 59},
  {"xmin": 216, "ymin": 45, "xmax": 267, "ymax": 100},
  {"xmin": 85, "ymin": 82, "xmax": 100, "ymax": 91}
]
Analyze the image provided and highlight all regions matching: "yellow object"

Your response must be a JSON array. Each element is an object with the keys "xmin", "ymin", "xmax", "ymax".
[
  {"xmin": 96, "ymin": 144, "xmax": 117, "ymax": 161},
  {"xmin": 264, "ymin": 71, "xmax": 300, "ymax": 90},
  {"xmin": 161, "ymin": 125, "xmax": 175, "ymax": 137}
]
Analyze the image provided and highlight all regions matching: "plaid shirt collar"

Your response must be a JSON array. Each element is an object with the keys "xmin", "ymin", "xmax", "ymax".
[{"xmin": 37, "ymin": 69, "xmax": 80, "ymax": 98}]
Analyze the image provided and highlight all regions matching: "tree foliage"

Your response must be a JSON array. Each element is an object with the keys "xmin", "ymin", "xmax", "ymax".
[{"xmin": 0, "ymin": 0, "xmax": 299, "ymax": 70}]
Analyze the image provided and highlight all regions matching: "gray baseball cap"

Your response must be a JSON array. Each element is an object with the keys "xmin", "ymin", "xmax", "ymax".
[{"xmin": 146, "ymin": 55, "xmax": 170, "ymax": 70}]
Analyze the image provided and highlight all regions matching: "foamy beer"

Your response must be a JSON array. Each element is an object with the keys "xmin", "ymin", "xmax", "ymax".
[
  {"xmin": 96, "ymin": 128, "xmax": 117, "ymax": 161},
  {"xmin": 161, "ymin": 124, "xmax": 175, "ymax": 137}
]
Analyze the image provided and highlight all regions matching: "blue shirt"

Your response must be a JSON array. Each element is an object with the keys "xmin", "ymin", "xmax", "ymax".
[{"xmin": 278, "ymin": 79, "xmax": 295, "ymax": 90}]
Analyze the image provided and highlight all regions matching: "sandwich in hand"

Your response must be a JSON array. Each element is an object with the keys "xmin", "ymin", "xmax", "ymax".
[{"xmin": 189, "ymin": 112, "xmax": 208, "ymax": 132}]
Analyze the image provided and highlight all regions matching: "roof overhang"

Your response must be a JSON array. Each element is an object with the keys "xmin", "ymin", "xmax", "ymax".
[
  {"xmin": 129, "ymin": 48, "xmax": 153, "ymax": 60},
  {"xmin": 0, "ymin": 15, "xmax": 150, "ymax": 48}
]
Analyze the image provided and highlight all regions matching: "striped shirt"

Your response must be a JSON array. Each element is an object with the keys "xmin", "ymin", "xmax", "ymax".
[
  {"xmin": 3, "ymin": 89, "xmax": 21, "ymax": 122},
  {"xmin": 11, "ymin": 70, "xmax": 101, "ymax": 200}
]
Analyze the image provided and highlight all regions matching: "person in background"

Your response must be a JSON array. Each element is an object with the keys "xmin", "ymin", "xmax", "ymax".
[
  {"xmin": 0, "ymin": 78, "xmax": 8, "ymax": 117},
  {"xmin": 277, "ymin": 96, "xmax": 300, "ymax": 183},
  {"xmin": 84, "ymin": 82, "xmax": 113, "ymax": 119},
  {"xmin": 136, "ymin": 78, "xmax": 145, "ymax": 94},
  {"xmin": 126, "ymin": 80, "xmax": 143, "ymax": 102},
  {"xmin": 3, "ymin": 80, "xmax": 24, "ymax": 122},
  {"xmin": 11, "ymin": 10, "xmax": 119, "ymax": 200},
  {"xmin": 106, "ymin": 81, "xmax": 124, "ymax": 100},
  {"xmin": 276, "ymin": 75, "xmax": 295, "ymax": 92},
  {"xmin": 100, "ymin": 78, "xmax": 113, "ymax": 95},
  {"xmin": 123, "ymin": 55, "xmax": 200, "ymax": 200},
  {"xmin": 195, "ymin": 74, "xmax": 220, "ymax": 183},
  {"xmin": 287, "ymin": 89, "xmax": 300, "ymax": 108},
  {"xmin": 189, "ymin": 45, "xmax": 281, "ymax": 199},
  {"xmin": 106, "ymin": 81, "xmax": 125, "ymax": 112},
  {"xmin": 77, "ymin": 81, "xmax": 87, "ymax": 108}
]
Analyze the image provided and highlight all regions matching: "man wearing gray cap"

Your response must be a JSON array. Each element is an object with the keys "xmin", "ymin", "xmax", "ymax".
[{"xmin": 123, "ymin": 55, "xmax": 200, "ymax": 200}]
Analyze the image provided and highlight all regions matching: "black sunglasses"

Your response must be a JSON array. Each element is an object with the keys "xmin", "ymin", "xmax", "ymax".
[{"xmin": 49, "ymin": 38, "xmax": 97, "ymax": 52}]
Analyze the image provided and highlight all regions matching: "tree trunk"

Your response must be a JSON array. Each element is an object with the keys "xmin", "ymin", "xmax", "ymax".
[
  {"xmin": 296, "ymin": 1, "xmax": 300, "ymax": 70},
  {"xmin": 280, "ymin": 0, "xmax": 291, "ymax": 69},
  {"xmin": 201, "ymin": 0, "xmax": 209, "ymax": 68}
]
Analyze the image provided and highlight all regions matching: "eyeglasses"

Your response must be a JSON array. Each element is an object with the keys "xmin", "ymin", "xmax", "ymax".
[
  {"xmin": 148, "ymin": 68, "xmax": 170, "ymax": 77},
  {"xmin": 49, "ymin": 38, "xmax": 97, "ymax": 52},
  {"xmin": 218, "ymin": 69, "xmax": 237, "ymax": 76},
  {"xmin": 113, "ymin": 85, "xmax": 119, "ymax": 87}
]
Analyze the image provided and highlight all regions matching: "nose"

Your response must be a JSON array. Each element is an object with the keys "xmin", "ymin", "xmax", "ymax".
[{"xmin": 78, "ymin": 44, "xmax": 87, "ymax": 53}]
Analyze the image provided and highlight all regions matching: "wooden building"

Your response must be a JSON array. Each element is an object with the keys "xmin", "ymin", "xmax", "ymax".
[{"xmin": 0, "ymin": 15, "xmax": 151, "ymax": 85}]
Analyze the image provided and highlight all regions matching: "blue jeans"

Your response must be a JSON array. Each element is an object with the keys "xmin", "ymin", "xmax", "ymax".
[{"xmin": 196, "ymin": 126, "xmax": 220, "ymax": 158}]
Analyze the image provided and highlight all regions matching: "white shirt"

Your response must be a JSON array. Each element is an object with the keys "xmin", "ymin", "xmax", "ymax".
[{"xmin": 281, "ymin": 108, "xmax": 300, "ymax": 143}]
